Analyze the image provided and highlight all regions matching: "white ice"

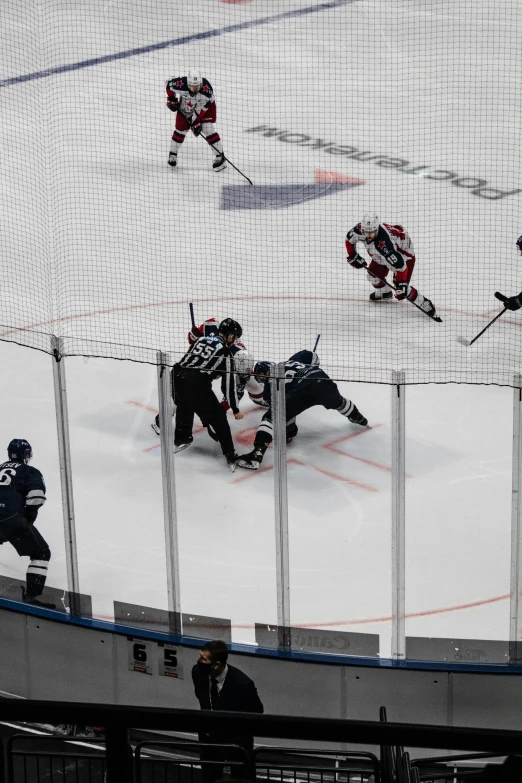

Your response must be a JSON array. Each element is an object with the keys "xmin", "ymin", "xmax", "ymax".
[{"xmin": 0, "ymin": 0, "xmax": 521, "ymax": 658}]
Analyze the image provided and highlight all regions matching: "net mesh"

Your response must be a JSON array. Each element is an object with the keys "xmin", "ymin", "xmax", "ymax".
[{"xmin": 1, "ymin": 0, "xmax": 521, "ymax": 384}]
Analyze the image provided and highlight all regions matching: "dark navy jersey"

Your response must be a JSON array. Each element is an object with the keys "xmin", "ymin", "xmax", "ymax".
[
  {"xmin": 177, "ymin": 335, "xmax": 240, "ymax": 413},
  {"xmin": 0, "ymin": 461, "xmax": 46, "ymax": 519},
  {"xmin": 261, "ymin": 360, "xmax": 328, "ymax": 405}
]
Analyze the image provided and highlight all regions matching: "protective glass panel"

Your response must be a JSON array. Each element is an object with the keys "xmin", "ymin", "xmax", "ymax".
[
  {"xmin": 405, "ymin": 384, "xmax": 512, "ymax": 664},
  {"xmin": 284, "ymin": 378, "xmax": 392, "ymax": 659},
  {"xmin": 174, "ymin": 372, "xmax": 276, "ymax": 646},
  {"xmin": 66, "ymin": 356, "xmax": 166, "ymax": 624}
]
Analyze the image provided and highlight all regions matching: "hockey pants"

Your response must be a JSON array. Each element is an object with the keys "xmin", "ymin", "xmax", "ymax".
[
  {"xmin": 256, "ymin": 378, "xmax": 352, "ymax": 448},
  {"xmin": 0, "ymin": 514, "xmax": 51, "ymax": 597},
  {"xmin": 172, "ymin": 367, "xmax": 235, "ymax": 455}
]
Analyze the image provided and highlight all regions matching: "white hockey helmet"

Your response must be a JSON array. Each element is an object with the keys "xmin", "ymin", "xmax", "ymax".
[
  {"xmin": 234, "ymin": 349, "xmax": 254, "ymax": 376},
  {"xmin": 361, "ymin": 213, "xmax": 380, "ymax": 234},
  {"xmin": 187, "ymin": 70, "xmax": 203, "ymax": 88}
]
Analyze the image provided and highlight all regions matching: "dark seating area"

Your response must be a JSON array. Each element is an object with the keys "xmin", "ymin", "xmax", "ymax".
[{"xmin": 1, "ymin": 701, "xmax": 520, "ymax": 783}]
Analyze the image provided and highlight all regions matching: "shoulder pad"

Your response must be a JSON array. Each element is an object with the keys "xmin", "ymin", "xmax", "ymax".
[
  {"xmin": 201, "ymin": 77, "xmax": 213, "ymax": 94},
  {"xmin": 168, "ymin": 77, "xmax": 187, "ymax": 89}
]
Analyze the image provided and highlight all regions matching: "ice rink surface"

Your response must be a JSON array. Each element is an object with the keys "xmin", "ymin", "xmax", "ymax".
[{"xmin": 0, "ymin": 0, "xmax": 521, "ymax": 655}]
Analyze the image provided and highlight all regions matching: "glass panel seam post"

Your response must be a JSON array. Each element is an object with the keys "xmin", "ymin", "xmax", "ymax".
[
  {"xmin": 157, "ymin": 352, "xmax": 182, "ymax": 635},
  {"xmin": 51, "ymin": 336, "xmax": 81, "ymax": 612},
  {"xmin": 272, "ymin": 362, "xmax": 290, "ymax": 650},
  {"xmin": 509, "ymin": 373, "xmax": 522, "ymax": 662},
  {"xmin": 391, "ymin": 370, "xmax": 406, "ymax": 659}
]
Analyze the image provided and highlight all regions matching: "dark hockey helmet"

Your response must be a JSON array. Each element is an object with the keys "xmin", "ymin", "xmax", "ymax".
[
  {"xmin": 8, "ymin": 439, "xmax": 32, "ymax": 463},
  {"xmin": 253, "ymin": 361, "xmax": 271, "ymax": 383},
  {"xmin": 517, "ymin": 235, "xmax": 522, "ymax": 253},
  {"xmin": 218, "ymin": 318, "xmax": 242, "ymax": 340}
]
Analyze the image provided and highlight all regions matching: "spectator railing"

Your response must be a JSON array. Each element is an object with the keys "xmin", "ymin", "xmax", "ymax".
[{"xmin": 2, "ymin": 700, "xmax": 522, "ymax": 783}]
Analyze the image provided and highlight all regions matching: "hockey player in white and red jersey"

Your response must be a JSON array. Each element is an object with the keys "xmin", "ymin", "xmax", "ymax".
[
  {"xmin": 165, "ymin": 71, "xmax": 226, "ymax": 171},
  {"xmin": 346, "ymin": 214, "xmax": 438, "ymax": 318},
  {"xmin": 188, "ymin": 318, "xmax": 266, "ymax": 408}
]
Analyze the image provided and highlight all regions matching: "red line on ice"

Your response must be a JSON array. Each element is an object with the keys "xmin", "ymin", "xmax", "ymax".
[{"xmin": 2, "ymin": 297, "xmax": 518, "ymax": 340}]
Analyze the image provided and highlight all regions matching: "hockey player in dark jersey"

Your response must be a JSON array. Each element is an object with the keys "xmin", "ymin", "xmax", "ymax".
[
  {"xmin": 236, "ymin": 358, "xmax": 368, "ymax": 471},
  {"xmin": 493, "ymin": 236, "xmax": 522, "ymax": 310},
  {"xmin": 173, "ymin": 319, "xmax": 244, "ymax": 471},
  {"xmin": 0, "ymin": 439, "xmax": 53, "ymax": 607},
  {"xmin": 165, "ymin": 71, "xmax": 226, "ymax": 171}
]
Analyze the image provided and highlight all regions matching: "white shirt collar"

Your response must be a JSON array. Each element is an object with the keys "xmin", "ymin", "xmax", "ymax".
[{"xmin": 215, "ymin": 664, "xmax": 228, "ymax": 684}]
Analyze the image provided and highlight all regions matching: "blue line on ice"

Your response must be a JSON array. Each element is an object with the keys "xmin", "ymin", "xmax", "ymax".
[{"xmin": 0, "ymin": 0, "xmax": 360, "ymax": 89}]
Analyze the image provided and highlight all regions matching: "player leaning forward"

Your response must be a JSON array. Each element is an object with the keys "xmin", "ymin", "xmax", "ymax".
[
  {"xmin": 165, "ymin": 71, "xmax": 226, "ymax": 171},
  {"xmin": 236, "ymin": 356, "xmax": 368, "ymax": 471},
  {"xmin": 346, "ymin": 214, "xmax": 438, "ymax": 318}
]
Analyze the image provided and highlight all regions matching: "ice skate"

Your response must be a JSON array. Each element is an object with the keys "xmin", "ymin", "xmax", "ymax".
[
  {"xmin": 236, "ymin": 448, "xmax": 264, "ymax": 471},
  {"xmin": 369, "ymin": 290, "xmax": 392, "ymax": 302},
  {"xmin": 174, "ymin": 437, "xmax": 193, "ymax": 453},
  {"xmin": 168, "ymin": 152, "xmax": 178, "ymax": 168},
  {"xmin": 418, "ymin": 296, "xmax": 437, "ymax": 318},
  {"xmin": 225, "ymin": 451, "xmax": 239, "ymax": 472},
  {"xmin": 213, "ymin": 153, "xmax": 227, "ymax": 172},
  {"xmin": 151, "ymin": 415, "xmax": 160, "ymax": 435},
  {"xmin": 21, "ymin": 587, "xmax": 56, "ymax": 609},
  {"xmin": 347, "ymin": 406, "xmax": 368, "ymax": 426}
]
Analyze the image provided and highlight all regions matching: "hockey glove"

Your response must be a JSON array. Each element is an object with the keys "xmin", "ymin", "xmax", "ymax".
[
  {"xmin": 495, "ymin": 291, "xmax": 522, "ymax": 311},
  {"xmin": 23, "ymin": 506, "xmax": 38, "ymax": 524},
  {"xmin": 395, "ymin": 282, "xmax": 412, "ymax": 301},
  {"xmin": 166, "ymin": 98, "xmax": 179, "ymax": 112},
  {"xmin": 348, "ymin": 254, "xmax": 365, "ymax": 269},
  {"xmin": 187, "ymin": 325, "xmax": 202, "ymax": 344},
  {"xmin": 191, "ymin": 123, "xmax": 202, "ymax": 137}
]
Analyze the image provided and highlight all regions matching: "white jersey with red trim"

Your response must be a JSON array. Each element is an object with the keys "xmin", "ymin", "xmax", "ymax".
[
  {"xmin": 165, "ymin": 76, "xmax": 215, "ymax": 122},
  {"xmin": 345, "ymin": 223, "xmax": 415, "ymax": 272}
]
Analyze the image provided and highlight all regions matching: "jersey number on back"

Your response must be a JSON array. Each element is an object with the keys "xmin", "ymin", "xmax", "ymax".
[{"xmin": 0, "ymin": 468, "xmax": 17, "ymax": 485}]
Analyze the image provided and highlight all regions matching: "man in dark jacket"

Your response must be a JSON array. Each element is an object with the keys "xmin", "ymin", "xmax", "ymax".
[{"xmin": 192, "ymin": 640, "xmax": 263, "ymax": 783}]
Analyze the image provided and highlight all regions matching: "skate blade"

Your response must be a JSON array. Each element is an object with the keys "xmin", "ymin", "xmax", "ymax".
[
  {"xmin": 236, "ymin": 459, "xmax": 260, "ymax": 471},
  {"xmin": 228, "ymin": 461, "xmax": 237, "ymax": 473},
  {"xmin": 151, "ymin": 423, "xmax": 160, "ymax": 435},
  {"xmin": 174, "ymin": 442, "xmax": 192, "ymax": 453}
]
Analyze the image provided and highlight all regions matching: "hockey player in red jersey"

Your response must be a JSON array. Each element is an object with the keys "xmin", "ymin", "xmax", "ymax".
[
  {"xmin": 346, "ymin": 213, "xmax": 438, "ymax": 318},
  {"xmin": 165, "ymin": 71, "xmax": 226, "ymax": 171}
]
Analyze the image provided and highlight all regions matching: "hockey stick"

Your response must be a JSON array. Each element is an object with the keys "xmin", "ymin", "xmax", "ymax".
[
  {"xmin": 360, "ymin": 261, "xmax": 442, "ymax": 323},
  {"xmin": 189, "ymin": 302, "xmax": 196, "ymax": 328},
  {"xmin": 170, "ymin": 93, "xmax": 253, "ymax": 185},
  {"xmin": 313, "ymin": 334, "xmax": 321, "ymax": 351},
  {"xmin": 203, "ymin": 135, "xmax": 253, "ymax": 186},
  {"xmin": 456, "ymin": 304, "xmax": 507, "ymax": 347}
]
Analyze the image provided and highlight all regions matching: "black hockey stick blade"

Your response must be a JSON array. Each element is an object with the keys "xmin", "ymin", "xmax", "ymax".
[{"xmin": 189, "ymin": 302, "xmax": 196, "ymax": 328}]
